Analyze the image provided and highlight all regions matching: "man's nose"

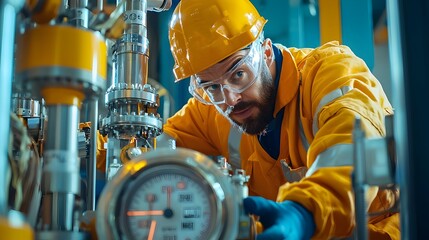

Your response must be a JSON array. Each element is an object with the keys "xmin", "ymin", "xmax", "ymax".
[{"xmin": 224, "ymin": 88, "xmax": 241, "ymax": 106}]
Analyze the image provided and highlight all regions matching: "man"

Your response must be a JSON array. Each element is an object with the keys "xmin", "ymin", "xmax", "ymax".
[{"xmin": 162, "ymin": 0, "xmax": 399, "ymax": 239}]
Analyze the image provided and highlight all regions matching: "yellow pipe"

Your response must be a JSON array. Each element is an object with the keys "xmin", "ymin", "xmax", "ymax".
[
  {"xmin": 319, "ymin": 0, "xmax": 342, "ymax": 44},
  {"xmin": 42, "ymin": 87, "xmax": 85, "ymax": 108},
  {"xmin": 16, "ymin": 25, "xmax": 107, "ymax": 80}
]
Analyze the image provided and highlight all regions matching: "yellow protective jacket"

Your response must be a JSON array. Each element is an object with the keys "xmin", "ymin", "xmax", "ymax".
[{"xmin": 163, "ymin": 41, "xmax": 399, "ymax": 239}]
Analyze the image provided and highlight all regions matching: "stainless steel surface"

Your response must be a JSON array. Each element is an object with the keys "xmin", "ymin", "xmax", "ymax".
[
  {"xmin": 116, "ymin": 47, "xmax": 149, "ymax": 86},
  {"xmin": 69, "ymin": 0, "xmax": 89, "ymax": 8},
  {"xmin": 0, "ymin": 0, "xmax": 25, "ymax": 216},
  {"xmin": 36, "ymin": 230, "xmax": 89, "ymax": 240},
  {"xmin": 147, "ymin": 0, "xmax": 172, "ymax": 12},
  {"xmin": 67, "ymin": 0, "xmax": 90, "ymax": 27},
  {"xmin": 231, "ymin": 169, "xmax": 253, "ymax": 240},
  {"xmin": 44, "ymin": 105, "xmax": 80, "ymax": 161},
  {"xmin": 102, "ymin": 114, "xmax": 163, "ymax": 138},
  {"xmin": 386, "ymin": 0, "xmax": 410, "ymax": 238},
  {"xmin": 7, "ymin": 0, "xmax": 109, "ymax": 238},
  {"xmin": 12, "ymin": 93, "xmax": 41, "ymax": 117},
  {"xmin": 11, "ymin": 94, "xmax": 45, "ymax": 141},
  {"xmin": 17, "ymin": 66, "xmax": 106, "ymax": 99},
  {"xmin": 87, "ymin": 99, "xmax": 98, "ymax": 211},
  {"xmin": 97, "ymin": 0, "xmax": 104, "ymax": 12},
  {"xmin": 39, "ymin": 105, "xmax": 81, "ymax": 231},
  {"xmin": 38, "ymin": 193, "xmax": 76, "ymax": 231},
  {"xmin": 106, "ymin": 86, "xmax": 158, "ymax": 102},
  {"xmin": 352, "ymin": 118, "xmax": 368, "ymax": 239},
  {"xmin": 101, "ymin": 0, "xmax": 169, "ymax": 180}
]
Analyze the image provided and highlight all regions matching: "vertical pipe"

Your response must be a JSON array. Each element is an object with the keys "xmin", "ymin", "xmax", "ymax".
[
  {"xmin": 386, "ymin": 0, "xmax": 410, "ymax": 238},
  {"xmin": 116, "ymin": 0, "xmax": 149, "ymax": 87},
  {"xmin": 68, "ymin": 0, "xmax": 90, "ymax": 28},
  {"xmin": 87, "ymin": 99, "xmax": 98, "ymax": 211},
  {"xmin": 318, "ymin": 0, "xmax": 342, "ymax": 44},
  {"xmin": 0, "ymin": 0, "xmax": 24, "ymax": 216},
  {"xmin": 97, "ymin": 0, "xmax": 103, "ymax": 12},
  {"xmin": 42, "ymin": 105, "xmax": 81, "ymax": 230},
  {"xmin": 352, "ymin": 117, "xmax": 368, "ymax": 239},
  {"xmin": 387, "ymin": 0, "xmax": 429, "ymax": 238}
]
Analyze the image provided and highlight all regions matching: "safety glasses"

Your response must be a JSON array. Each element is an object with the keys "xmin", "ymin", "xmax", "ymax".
[{"xmin": 189, "ymin": 37, "xmax": 264, "ymax": 105}]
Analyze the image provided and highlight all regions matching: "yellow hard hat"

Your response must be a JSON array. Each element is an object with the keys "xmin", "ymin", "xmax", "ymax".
[{"xmin": 169, "ymin": 0, "xmax": 267, "ymax": 82}]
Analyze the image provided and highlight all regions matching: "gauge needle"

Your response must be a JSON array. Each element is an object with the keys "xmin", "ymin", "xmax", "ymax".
[
  {"xmin": 148, "ymin": 220, "xmax": 157, "ymax": 240},
  {"xmin": 167, "ymin": 186, "xmax": 172, "ymax": 209},
  {"xmin": 127, "ymin": 210, "xmax": 164, "ymax": 216}
]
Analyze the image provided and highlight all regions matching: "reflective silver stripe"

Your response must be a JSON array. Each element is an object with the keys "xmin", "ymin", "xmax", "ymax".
[
  {"xmin": 299, "ymin": 114, "xmax": 310, "ymax": 151},
  {"xmin": 312, "ymin": 86, "xmax": 353, "ymax": 135},
  {"xmin": 305, "ymin": 143, "xmax": 353, "ymax": 177},
  {"xmin": 298, "ymin": 90, "xmax": 310, "ymax": 152},
  {"xmin": 228, "ymin": 126, "xmax": 242, "ymax": 170}
]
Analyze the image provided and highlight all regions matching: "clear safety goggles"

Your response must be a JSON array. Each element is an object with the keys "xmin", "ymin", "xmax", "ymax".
[{"xmin": 188, "ymin": 38, "xmax": 264, "ymax": 105}]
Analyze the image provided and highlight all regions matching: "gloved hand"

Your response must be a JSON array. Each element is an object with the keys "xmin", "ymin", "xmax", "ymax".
[{"xmin": 243, "ymin": 196, "xmax": 316, "ymax": 240}]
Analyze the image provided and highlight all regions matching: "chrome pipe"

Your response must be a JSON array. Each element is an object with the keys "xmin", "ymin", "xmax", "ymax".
[
  {"xmin": 87, "ymin": 99, "xmax": 98, "ymax": 211},
  {"xmin": 352, "ymin": 117, "xmax": 368, "ymax": 239},
  {"xmin": 40, "ymin": 105, "xmax": 81, "ymax": 231},
  {"xmin": 67, "ymin": 0, "xmax": 90, "ymax": 27},
  {"xmin": 0, "ymin": 0, "xmax": 25, "ymax": 216},
  {"xmin": 386, "ymin": 0, "xmax": 410, "ymax": 238}
]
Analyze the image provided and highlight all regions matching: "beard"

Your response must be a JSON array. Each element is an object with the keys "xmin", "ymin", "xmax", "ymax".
[{"xmin": 220, "ymin": 63, "xmax": 276, "ymax": 135}]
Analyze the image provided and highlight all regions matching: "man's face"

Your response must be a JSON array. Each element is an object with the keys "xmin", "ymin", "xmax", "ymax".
[
  {"xmin": 223, "ymin": 59, "xmax": 276, "ymax": 135},
  {"xmin": 196, "ymin": 47, "xmax": 276, "ymax": 135}
]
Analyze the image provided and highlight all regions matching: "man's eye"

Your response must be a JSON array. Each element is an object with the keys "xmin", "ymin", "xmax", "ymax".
[
  {"xmin": 205, "ymin": 84, "xmax": 221, "ymax": 92},
  {"xmin": 231, "ymin": 70, "xmax": 245, "ymax": 83}
]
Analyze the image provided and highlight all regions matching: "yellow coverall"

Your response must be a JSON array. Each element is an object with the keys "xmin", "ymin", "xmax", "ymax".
[{"xmin": 162, "ymin": 41, "xmax": 399, "ymax": 239}]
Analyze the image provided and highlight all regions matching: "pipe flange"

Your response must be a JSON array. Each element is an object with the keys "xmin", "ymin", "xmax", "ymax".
[
  {"xmin": 17, "ymin": 69, "xmax": 106, "ymax": 99},
  {"xmin": 105, "ymin": 88, "xmax": 157, "ymax": 104},
  {"xmin": 101, "ymin": 113, "xmax": 163, "ymax": 138}
]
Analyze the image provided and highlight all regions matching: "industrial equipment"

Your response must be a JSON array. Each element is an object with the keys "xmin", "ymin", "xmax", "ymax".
[
  {"xmin": 0, "ymin": 0, "xmax": 407, "ymax": 239},
  {"xmin": 3, "ymin": 0, "xmax": 258, "ymax": 239},
  {"xmin": 352, "ymin": 115, "xmax": 399, "ymax": 238},
  {"xmin": 96, "ymin": 147, "xmax": 256, "ymax": 240},
  {"xmin": 1, "ymin": 0, "xmax": 37, "ymax": 238},
  {"xmin": 100, "ymin": 0, "xmax": 170, "ymax": 180}
]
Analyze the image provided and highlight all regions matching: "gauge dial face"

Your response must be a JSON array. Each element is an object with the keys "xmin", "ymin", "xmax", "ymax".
[{"xmin": 118, "ymin": 164, "xmax": 219, "ymax": 240}]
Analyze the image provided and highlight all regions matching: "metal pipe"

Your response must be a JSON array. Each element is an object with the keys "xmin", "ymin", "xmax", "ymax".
[
  {"xmin": 116, "ymin": 0, "xmax": 149, "ymax": 87},
  {"xmin": 352, "ymin": 117, "xmax": 368, "ymax": 239},
  {"xmin": 87, "ymin": 99, "xmax": 98, "ymax": 211},
  {"xmin": 97, "ymin": 0, "xmax": 103, "ymax": 12},
  {"xmin": 386, "ymin": 0, "xmax": 411, "ymax": 238},
  {"xmin": 41, "ymin": 105, "xmax": 81, "ymax": 231},
  {"xmin": 67, "ymin": 0, "xmax": 90, "ymax": 28},
  {"xmin": 0, "ymin": 0, "xmax": 24, "ymax": 216},
  {"xmin": 101, "ymin": 0, "xmax": 170, "ymax": 179}
]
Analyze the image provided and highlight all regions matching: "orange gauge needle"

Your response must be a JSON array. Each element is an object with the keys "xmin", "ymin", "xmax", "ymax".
[
  {"xmin": 148, "ymin": 220, "xmax": 157, "ymax": 240},
  {"xmin": 127, "ymin": 210, "xmax": 164, "ymax": 216}
]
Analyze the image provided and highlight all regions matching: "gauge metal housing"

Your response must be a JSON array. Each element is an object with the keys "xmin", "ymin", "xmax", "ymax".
[{"xmin": 96, "ymin": 147, "xmax": 240, "ymax": 239}]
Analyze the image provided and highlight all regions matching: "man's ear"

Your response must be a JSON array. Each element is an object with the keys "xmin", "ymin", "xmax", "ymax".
[{"xmin": 263, "ymin": 38, "xmax": 274, "ymax": 67}]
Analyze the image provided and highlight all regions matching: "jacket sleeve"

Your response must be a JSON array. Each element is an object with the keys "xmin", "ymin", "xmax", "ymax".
[
  {"xmin": 162, "ymin": 97, "xmax": 230, "ymax": 157},
  {"xmin": 277, "ymin": 42, "xmax": 393, "ymax": 239}
]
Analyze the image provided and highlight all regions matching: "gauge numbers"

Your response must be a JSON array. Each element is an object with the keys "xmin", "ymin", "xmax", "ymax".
[{"xmin": 118, "ymin": 165, "xmax": 218, "ymax": 240}]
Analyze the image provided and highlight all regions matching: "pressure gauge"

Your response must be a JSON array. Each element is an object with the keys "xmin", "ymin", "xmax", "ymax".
[{"xmin": 96, "ymin": 147, "xmax": 240, "ymax": 240}]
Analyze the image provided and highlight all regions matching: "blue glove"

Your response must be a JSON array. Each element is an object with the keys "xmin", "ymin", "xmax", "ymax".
[{"xmin": 243, "ymin": 196, "xmax": 316, "ymax": 240}]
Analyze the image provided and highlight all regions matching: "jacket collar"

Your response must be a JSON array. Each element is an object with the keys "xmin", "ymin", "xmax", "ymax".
[{"xmin": 273, "ymin": 44, "xmax": 300, "ymax": 117}]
